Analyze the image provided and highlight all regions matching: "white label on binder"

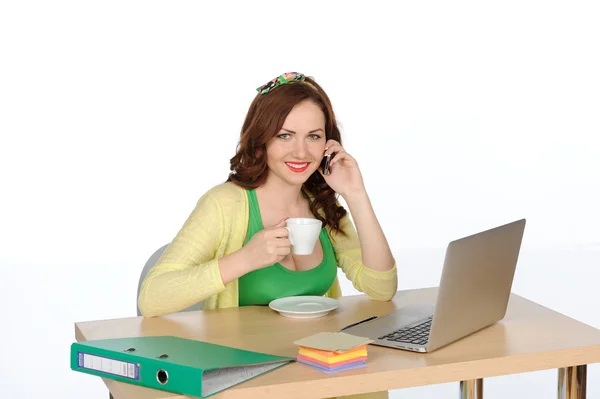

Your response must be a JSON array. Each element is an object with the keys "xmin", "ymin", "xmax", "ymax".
[{"xmin": 78, "ymin": 352, "xmax": 140, "ymax": 380}]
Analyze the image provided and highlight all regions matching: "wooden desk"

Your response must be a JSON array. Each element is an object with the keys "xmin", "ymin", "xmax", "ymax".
[{"xmin": 74, "ymin": 288, "xmax": 600, "ymax": 399}]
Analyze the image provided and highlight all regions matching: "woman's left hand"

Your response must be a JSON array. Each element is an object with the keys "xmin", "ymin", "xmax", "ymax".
[{"xmin": 319, "ymin": 139, "xmax": 366, "ymax": 198}]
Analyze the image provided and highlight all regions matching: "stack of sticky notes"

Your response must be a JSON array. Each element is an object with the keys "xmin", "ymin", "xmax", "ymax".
[{"xmin": 293, "ymin": 332, "xmax": 374, "ymax": 374}]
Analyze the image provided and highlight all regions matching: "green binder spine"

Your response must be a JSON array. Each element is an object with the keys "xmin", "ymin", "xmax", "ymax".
[{"xmin": 70, "ymin": 336, "xmax": 294, "ymax": 398}]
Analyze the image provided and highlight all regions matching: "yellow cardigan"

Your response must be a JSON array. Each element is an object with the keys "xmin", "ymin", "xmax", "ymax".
[{"xmin": 138, "ymin": 181, "xmax": 398, "ymax": 318}]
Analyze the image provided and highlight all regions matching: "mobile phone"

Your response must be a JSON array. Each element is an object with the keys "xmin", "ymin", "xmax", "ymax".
[{"xmin": 321, "ymin": 153, "xmax": 333, "ymax": 175}]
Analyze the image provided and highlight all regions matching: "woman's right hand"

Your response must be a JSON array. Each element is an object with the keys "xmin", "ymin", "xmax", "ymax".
[{"xmin": 242, "ymin": 218, "xmax": 291, "ymax": 271}]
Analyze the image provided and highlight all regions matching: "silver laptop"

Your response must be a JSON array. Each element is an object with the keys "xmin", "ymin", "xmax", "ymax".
[{"xmin": 342, "ymin": 219, "xmax": 526, "ymax": 353}]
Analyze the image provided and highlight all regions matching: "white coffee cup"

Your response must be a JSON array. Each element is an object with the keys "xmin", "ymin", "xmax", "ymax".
[{"xmin": 285, "ymin": 218, "xmax": 322, "ymax": 255}]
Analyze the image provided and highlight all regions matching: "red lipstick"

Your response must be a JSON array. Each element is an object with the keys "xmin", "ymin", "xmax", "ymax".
[{"xmin": 285, "ymin": 162, "xmax": 310, "ymax": 173}]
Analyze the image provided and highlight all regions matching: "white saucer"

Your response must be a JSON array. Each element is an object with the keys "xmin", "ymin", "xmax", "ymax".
[{"xmin": 268, "ymin": 296, "xmax": 339, "ymax": 319}]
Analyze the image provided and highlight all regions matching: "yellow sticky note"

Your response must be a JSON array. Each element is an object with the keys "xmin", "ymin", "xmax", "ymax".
[{"xmin": 293, "ymin": 332, "xmax": 374, "ymax": 352}]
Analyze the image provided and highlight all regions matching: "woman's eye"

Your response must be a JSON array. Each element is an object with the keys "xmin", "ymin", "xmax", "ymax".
[
  {"xmin": 277, "ymin": 134, "xmax": 290, "ymax": 139},
  {"xmin": 309, "ymin": 134, "xmax": 322, "ymax": 140}
]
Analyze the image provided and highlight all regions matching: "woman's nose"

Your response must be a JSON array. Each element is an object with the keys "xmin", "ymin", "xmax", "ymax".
[{"xmin": 291, "ymin": 139, "xmax": 308, "ymax": 158}]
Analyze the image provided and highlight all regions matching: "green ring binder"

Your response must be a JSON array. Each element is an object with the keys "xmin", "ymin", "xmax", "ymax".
[{"xmin": 71, "ymin": 335, "xmax": 295, "ymax": 398}]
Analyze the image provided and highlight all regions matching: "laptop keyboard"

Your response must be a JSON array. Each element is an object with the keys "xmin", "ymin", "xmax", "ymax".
[{"xmin": 378, "ymin": 316, "xmax": 432, "ymax": 346}]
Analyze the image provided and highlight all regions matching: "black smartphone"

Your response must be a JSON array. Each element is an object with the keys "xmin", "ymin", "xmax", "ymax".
[{"xmin": 321, "ymin": 153, "xmax": 332, "ymax": 175}]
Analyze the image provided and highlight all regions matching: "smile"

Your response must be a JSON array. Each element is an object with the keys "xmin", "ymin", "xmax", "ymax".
[{"xmin": 285, "ymin": 162, "xmax": 310, "ymax": 173}]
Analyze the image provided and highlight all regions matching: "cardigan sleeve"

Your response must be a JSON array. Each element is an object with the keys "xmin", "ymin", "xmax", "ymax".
[
  {"xmin": 137, "ymin": 192, "xmax": 227, "ymax": 317},
  {"xmin": 329, "ymin": 212, "xmax": 398, "ymax": 301}
]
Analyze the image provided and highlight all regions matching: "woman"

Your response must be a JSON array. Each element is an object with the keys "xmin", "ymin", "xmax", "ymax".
[
  {"xmin": 138, "ymin": 72, "xmax": 396, "ymax": 398},
  {"xmin": 138, "ymin": 72, "xmax": 397, "ymax": 316}
]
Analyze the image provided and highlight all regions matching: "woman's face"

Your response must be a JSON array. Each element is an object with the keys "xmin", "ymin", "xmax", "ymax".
[{"xmin": 265, "ymin": 100, "xmax": 327, "ymax": 187}]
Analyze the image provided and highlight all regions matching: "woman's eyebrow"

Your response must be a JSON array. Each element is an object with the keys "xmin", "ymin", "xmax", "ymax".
[{"xmin": 281, "ymin": 128, "xmax": 324, "ymax": 134}]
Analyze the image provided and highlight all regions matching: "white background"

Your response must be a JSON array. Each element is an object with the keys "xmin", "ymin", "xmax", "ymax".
[{"xmin": 1, "ymin": 1, "xmax": 599, "ymax": 398}]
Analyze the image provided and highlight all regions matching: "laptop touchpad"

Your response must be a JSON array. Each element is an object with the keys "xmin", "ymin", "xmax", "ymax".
[{"xmin": 343, "ymin": 304, "xmax": 433, "ymax": 338}]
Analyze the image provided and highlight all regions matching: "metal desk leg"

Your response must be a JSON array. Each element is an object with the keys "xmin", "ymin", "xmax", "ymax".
[
  {"xmin": 460, "ymin": 378, "xmax": 483, "ymax": 399},
  {"xmin": 558, "ymin": 365, "xmax": 587, "ymax": 399}
]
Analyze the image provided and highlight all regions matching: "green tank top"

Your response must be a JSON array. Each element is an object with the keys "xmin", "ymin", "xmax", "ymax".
[{"xmin": 237, "ymin": 189, "xmax": 338, "ymax": 306}]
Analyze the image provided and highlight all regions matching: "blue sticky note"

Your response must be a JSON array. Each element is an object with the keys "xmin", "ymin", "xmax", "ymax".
[{"xmin": 297, "ymin": 358, "xmax": 367, "ymax": 374}]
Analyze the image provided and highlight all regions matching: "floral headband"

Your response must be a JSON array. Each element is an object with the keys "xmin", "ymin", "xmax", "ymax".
[{"xmin": 256, "ymin": 72, "xmax": 315, "ymax": 95}]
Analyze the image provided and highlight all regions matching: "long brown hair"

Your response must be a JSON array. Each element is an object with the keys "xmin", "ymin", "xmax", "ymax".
[{"xmin": 227, "ymin": 75, "xmax": 348, "ymax": 237}]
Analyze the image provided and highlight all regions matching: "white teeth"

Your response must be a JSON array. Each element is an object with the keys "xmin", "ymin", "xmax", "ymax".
[{"xmin": 286, "ymin": 163, "xmax": 308, "ymax": 169}]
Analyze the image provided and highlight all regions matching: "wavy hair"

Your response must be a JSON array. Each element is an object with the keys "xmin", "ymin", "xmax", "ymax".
[{"xmin": 226, "ymin": 75, "xmax": 348, "ymax": 237}]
